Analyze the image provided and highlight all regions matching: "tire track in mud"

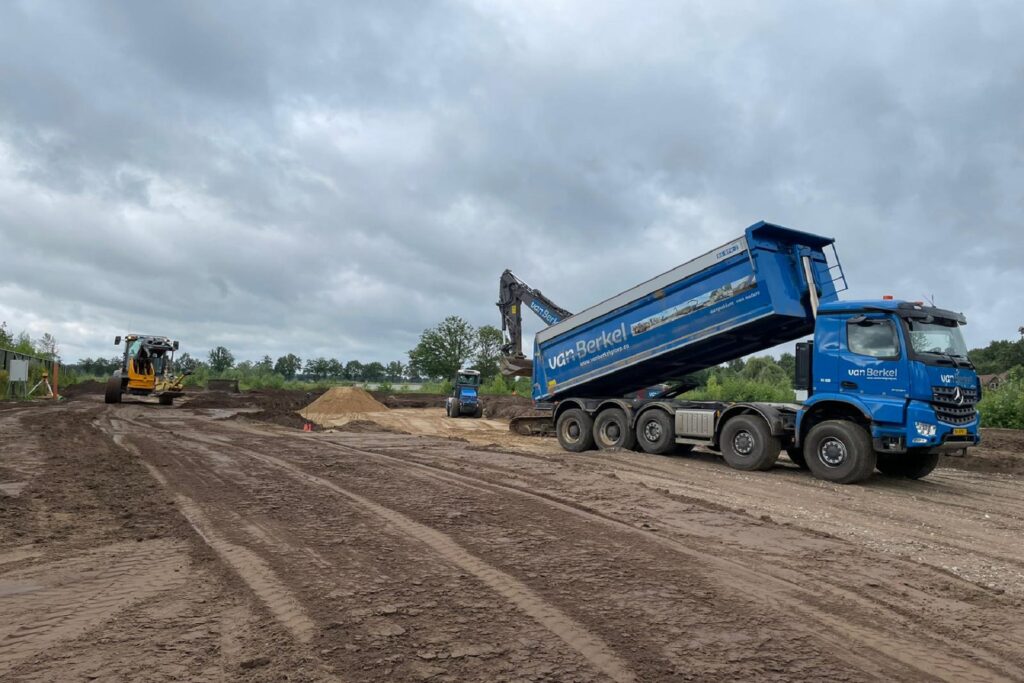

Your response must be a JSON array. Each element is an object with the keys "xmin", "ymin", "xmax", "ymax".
[
  {"xmin": 112, "ymin": 413, "xmax": 637, "ymax": 682},
  {"xmin": 224, "ymin": 444, "xmax": 637, "ymax": 683},
  {"xmin": 101, "ymin": 418, "xmax": 317, "ymax": 645},
  {"xmin": 295, "ymin": 434, "xmax": 1024, "ymax": 683},
  {"xmin": 0, "ymin": 540, "xmax": 187, "ymax": 673},
  {"xmin": 123, "ymin": 412, "xmax": 1024, "ymax": 681}
]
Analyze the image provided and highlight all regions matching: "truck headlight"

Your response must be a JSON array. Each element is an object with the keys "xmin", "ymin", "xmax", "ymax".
[{"xmin": 915, "ymin": 422, "xmax": 936, "ymax": 437}]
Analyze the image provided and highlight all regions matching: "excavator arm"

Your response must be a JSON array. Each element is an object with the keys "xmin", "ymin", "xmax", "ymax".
[{"xmin": 497, "ymin": 269, "xmax": 572, "ymax": 377}]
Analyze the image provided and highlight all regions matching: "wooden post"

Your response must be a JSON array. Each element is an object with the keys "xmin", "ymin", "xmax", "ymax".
[{"xmin": 52, "ymin": 361, "xmax": 59, "ymax": 399}]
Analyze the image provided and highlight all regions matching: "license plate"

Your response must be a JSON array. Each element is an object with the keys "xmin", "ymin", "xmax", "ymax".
[{"xmin": 953, "ymin": 428, "xmax": 968, "ymax": 436}]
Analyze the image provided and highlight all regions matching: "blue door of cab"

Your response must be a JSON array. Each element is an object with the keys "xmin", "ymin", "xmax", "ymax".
[{"xmin": 838, "ymin": 315, "xmax": 910, "ymax": 406}]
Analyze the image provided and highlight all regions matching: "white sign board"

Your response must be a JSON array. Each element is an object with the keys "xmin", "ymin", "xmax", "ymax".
[{"xmin": 9, "ymin": 359, "xmax": 29, "ymax": 382}]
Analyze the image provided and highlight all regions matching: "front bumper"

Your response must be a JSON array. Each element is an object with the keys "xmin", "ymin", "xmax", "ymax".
[{"xmin": 872, "ymin": 401, "xmax": 980, "ymax": 454}]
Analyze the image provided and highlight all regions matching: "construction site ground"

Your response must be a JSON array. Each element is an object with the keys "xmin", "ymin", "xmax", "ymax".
[{"xmin": 1, "ymin": 389, "xmax": 1023, "ymax": 681}]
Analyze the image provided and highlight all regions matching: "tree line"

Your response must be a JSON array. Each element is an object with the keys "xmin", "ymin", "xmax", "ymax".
[{"xmin": 72, "ymin": 316, "xmax": 506, "ymax": 384}]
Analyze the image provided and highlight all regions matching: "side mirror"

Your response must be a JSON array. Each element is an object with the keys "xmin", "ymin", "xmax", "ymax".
[
  {"xmin": 114, "ymin": 336, "xmax": 122, "ymax": 345},
  {"xmin": 173, "ymin": 340, "xmax": 179, "ymax": 350}
]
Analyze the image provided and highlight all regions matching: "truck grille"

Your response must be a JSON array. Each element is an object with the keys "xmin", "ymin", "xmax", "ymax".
[{"xmin": 931, "ymin": 386, "xmax": 979, "ymax": 425}]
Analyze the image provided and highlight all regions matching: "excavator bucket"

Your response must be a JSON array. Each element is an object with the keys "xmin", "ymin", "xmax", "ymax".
[{"xmin": 499, "ymin": 355, "xmax": 533, "ymax": 377}]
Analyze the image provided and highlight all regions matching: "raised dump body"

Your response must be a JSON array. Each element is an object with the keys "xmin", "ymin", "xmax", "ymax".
[{"xmin": 532, "ymin": 222, "xmax": 843, "ymax": 401}]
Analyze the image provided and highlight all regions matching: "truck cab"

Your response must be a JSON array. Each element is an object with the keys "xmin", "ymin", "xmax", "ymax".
[
  {"xmin": 795, "ymin": 299, "xmax": 980, "ymax": 479},
  {"xmin": 446, "ymin": 369, "xmax": 484, "ymax": 418}
]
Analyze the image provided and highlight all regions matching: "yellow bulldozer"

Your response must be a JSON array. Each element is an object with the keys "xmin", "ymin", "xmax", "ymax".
[{"xmin": 104, "ymin": 334, "xmax": 190, "ymax": 406}]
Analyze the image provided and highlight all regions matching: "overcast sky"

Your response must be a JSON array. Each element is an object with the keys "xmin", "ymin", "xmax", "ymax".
[{"xmin": 1, "ymin": 0, "xmax": 1022, "ymax": 365}]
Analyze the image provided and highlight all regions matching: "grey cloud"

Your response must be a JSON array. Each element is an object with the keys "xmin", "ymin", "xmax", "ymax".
[{"xmin": 1, "ymin": 0, "xmax": 1022, "ymax": 364}]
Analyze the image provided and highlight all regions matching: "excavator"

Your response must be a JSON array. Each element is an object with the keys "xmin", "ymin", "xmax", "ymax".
[
  {"xmin": 104, "ymin": 334, "xmax": 190, "ymax": 406},
  {"xmin": 497, "ymin": 270, "xmax": 571, "ymax": 434},
  {"xmin": 496, "ymin": 270, "xmax": 693, "ymax": 436},
  {"xmin": 497, "ymin": 269, "xmax": 572, "ymax": 377}
]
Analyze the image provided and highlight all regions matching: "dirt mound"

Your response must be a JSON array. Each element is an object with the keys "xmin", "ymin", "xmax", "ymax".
[
  {"xmin": 369, "ymin": 391, "xmax": 539, "ymax": 420},
  {"xmin": 60, "ymin": 380, "xmax": 106, "ymax": 399},
  {"xmin": 484, "ymin": 395, "xmax": 542, "ymax": 420},
  {"xmin": 372, "ymin": 392, "xmax": 446, "ymax": 410},
  {"xmin": 299, "ymin": 387, "xmax": 388, "ymax": 425},
  {"xmin": 939, "ymin": 428, "xmax": 1024, "ymax": 475},
  {"xmin": 335, "ymin": 419, "xmax": 408, "ymax": 434}
]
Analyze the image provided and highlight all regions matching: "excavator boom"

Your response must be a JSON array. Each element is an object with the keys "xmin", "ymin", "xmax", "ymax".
[{"xmin": 496, "ymin": 270, "xmax": 571, "ymax": 377}]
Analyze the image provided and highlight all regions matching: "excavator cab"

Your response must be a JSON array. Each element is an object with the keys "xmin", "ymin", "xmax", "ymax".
[{"xmin": 105, "ymin": 334, "xmax": 187, "ymax": 405}]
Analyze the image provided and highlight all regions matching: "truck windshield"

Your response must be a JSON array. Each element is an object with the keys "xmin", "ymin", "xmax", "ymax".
[
  {"xmin": 904, "ymin": 318, "xmax": 969, "ymax": 358},
  {"xmin": 457, "ymin": 373, "xmax": 480, "ymax": 386}
]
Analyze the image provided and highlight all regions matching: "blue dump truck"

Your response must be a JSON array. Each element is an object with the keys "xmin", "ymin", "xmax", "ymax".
[{"xmin": 497, "ymin": 221, "xmax": 980, "ymax": 484}]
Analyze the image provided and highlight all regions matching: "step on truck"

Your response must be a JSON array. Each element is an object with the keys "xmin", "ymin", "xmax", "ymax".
[{"xmin": 497, "ymin": 221, "xmax": 981, "ymax": 484}]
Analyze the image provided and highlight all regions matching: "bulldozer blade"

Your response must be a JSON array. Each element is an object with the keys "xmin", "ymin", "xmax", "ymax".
[{"xmin": 499, "ymin": 356, "xmax": 533, "ymax": 377}]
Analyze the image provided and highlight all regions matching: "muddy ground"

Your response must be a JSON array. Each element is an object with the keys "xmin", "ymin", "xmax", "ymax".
[{"xmin": 2, "ymin": 393, "xmax": 1023, "ymax": 681}]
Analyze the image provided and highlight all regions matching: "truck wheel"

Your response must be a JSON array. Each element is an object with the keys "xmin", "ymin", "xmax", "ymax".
[
  {"xmin": 805, "ymin": 420, "xmax": 876, "ymax": 484},
  {"xmin": 556, "ymin": 409, "xmax": 595, "ymax": 452},
  {"xmin": 104, "ymin": 377, "xmax": 122, "ymax": 404},
  {"xmin": 472, "ymin": 405, "xmax": 483, "ymax": 419},
  {"xmin": 593, "ymin": 409, "xmax": 637, "ymax": 451},
  {"xmin": 449, "ymin": 400, "xmax": 460, "ymax": 418},
  {"xmin": 720, "ymin": 415, "xmax": 780, "ymax": 471},
  {"xmin": 786, "ymin": 446, "xmax": 809, "ymax": 470},
  {"xmin": 876, "ymin": 451, "xmax": 940, "ymax": 479},
  {"xmin": 635, "ymin": 409, "xmax": 675, "ymax": 455}
]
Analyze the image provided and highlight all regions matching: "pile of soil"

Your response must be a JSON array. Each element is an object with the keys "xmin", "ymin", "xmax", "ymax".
[
  {"xmin": 60, "ymin": 380, "xmax": 106, "ymax": 399},
  {"xmin": 301, "ymin": 387, "xmax": 388, "ymax": 415},
  {"xmin": 370, "ymin": 391, "xmax": 540, "ymax": 420},
  {"xmin": 187, "ymin": 388, "xmax": 326, "ymax": 430},
  {"xmin": 371, "ymin": 392, "xmax": 446, "ymax": 410},
  {"xmin": 940, "ymin": 428, "xmax": 1024, "ymax": 475},
  {"xmin": 483, "ymin": 395, "xmax": 543, "ymax": 420}
]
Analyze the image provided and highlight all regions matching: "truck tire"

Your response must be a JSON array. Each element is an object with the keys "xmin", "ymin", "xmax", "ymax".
[
  {"xmin": 556, "ymin": 408, "xmax": 595, "ymax": 452},
  {"xmin": 786, "ymin": 446, "xmax": 809, "ymax": 470},
  {"xmin": 720, "ymin": 415, "xmax": 780, "ymax": 471},
  {"xmin": 593, "ymin": 408, "xmax": 637, "ymax": 451},
  {"xmin": 805, "ymin": 420, "xmax": 876, "ymax": 484},
  {"xmin": 635, "ymin": 409, "xmax": 675, "ymax": 455},
  {"xmin": 448, "ymin": 399, "xmax": 460, "ymax": 418},
  {"xmin": 104, "ymin": 377, "xmax": 122, "ymax": 404},
  {"xmin": 472, "ymin": 404, "xmax": 483, "ymax": 419},
  {"xmin": 876, "ymin": 451, "xmax": 940, "ymax": 479}
]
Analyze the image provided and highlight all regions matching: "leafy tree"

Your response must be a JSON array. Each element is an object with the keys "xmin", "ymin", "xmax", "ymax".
[
  {"xmin": 742, "ymin": 356, "xmax": 788, "ymax": 385},
  {"xmin": 37, "ymin": 333, "xmax": 58, "ymax": 359},
  {"xmin": 175, "ymin": 352, "xmax": 201, "ymax": 374},
  {"xmin": 472, "ymin": 325, "xmax": 504, "ymax": 382},
  {"xmin": 274, "ymin": 353, "xmax": 302, "ymax": 379},
  {"xmin": 326, "ymin": 358, "xmax": 344, "ymax": 379},
  {"xmin": 344, "ymin": 360, "xmax": 364, "ymax": 381},
  {"xmin": 0, "ymin": 321, "xmax": 11, "ymax": 348},
  {"xmin": 363, "ymin": 361, "xmax": 386, "ymax": 382},
  {"xmin": 386, "ymin": 361, "xmax": 405, "ymax": 381},
  {"xmin": 408, "ymin": 315, "xmax": 477, "ymax": 381},
  {"xmin": 255, "ymin": 355, "xmax": 274, "ymax": 372},
  {"xmin": 208, "ymin": 346, "xmax": 235, "ymax": 374},
  {"xmin": 968, "ymin": 338, "xmax": 1024, "ymax": 375},
  {"xmin": 304, "ymin": 357, "xmax": 332, "ymax": 379},
  {"xmin": 76, "ymin": 356, "xmax": 121, "ymax": 376},
  {"xmin": 777, "ymin": 352, "xmax": 796, "ymax": 383}
]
